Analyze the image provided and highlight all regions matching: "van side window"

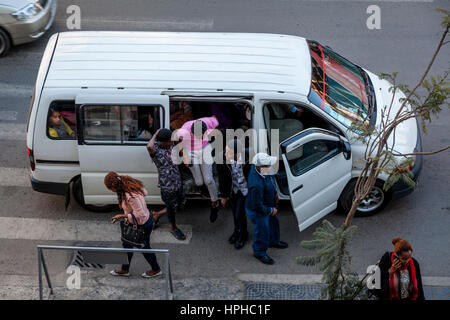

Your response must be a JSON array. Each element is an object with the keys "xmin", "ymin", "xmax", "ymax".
[
  {"xmin": 82, "ymin": 105, "xmax": 161, "ymax": 144},
  {"xmin": 286, "ymin": 139, "xmax": 340, "ymax": 176},
  {"xmin": 47, "ymin": 101, "xmax": 77, "ymax": 140},
  {"xmin": 263, "ymin": 103, "xmax": 343, "ymax": 145}
]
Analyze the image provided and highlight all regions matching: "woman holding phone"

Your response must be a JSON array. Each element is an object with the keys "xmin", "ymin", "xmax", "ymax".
[{"xmin": 378, "ymin": 237, "xmax": 425, "ymax": 300}]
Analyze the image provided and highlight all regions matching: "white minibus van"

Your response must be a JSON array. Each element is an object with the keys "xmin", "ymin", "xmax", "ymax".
[{"xmin": 27, "ymin": 32, "xmax": 422, "ymax": 232}]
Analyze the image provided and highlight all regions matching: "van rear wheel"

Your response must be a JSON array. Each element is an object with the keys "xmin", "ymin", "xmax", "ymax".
[
  {"xmin": 73, "ymin": 177, "xmax": 116, "ymax": 213},
  {"xmin": 338, "ymin": 179, "xmax": 391, "ymax": 217}
]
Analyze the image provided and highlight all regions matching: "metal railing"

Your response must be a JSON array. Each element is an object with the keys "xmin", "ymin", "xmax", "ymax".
[{"xmin": 37, "ymin": 245, "xmax": 174, "ymax": 300}]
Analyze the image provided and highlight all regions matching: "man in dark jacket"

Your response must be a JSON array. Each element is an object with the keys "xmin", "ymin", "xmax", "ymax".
[
  {"xmin": 245, "ymin": 153, "xmax": 288, "ymax": 265},
  {"xmin": 218, "ymin": 139, "xmax": 251, "ymax": 249}
]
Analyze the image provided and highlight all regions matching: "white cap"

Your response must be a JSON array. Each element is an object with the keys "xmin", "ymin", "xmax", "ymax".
[{"xmin": 252, "ymin": 153, "xmax": 278, "ymax": 167}]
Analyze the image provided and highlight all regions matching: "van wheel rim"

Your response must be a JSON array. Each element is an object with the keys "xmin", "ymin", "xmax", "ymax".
[{"xmin": 357, "ymin": 186, "xmax": 384, "ymax": 212}]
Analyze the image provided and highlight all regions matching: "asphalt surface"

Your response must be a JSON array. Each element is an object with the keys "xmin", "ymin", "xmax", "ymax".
[{"xmin": 0, "ymin": 0, "xmax": 449, "ymax": 299}]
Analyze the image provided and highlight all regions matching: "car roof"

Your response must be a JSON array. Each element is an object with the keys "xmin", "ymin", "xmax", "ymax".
[{"xmin": 44, "ymin": 31, "xmax": 312, "ymax": 96}]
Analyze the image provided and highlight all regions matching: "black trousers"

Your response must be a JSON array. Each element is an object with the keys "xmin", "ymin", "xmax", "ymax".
[
  {"xmin": 230, "ymin": 190, "xmax": 248, "ymax": 241},
  {"xmin": 121, "ymin": 217, "xmax": 160, "ymax": 271}
]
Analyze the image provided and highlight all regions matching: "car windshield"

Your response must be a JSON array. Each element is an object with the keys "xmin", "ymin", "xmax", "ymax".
[{"xmin": 307, "ymin": 40, "xmax": 371, "ymax": 128}]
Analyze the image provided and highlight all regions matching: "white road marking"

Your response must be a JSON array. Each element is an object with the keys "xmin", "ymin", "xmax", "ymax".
[
  {"xmin": 0, "ymin": 168, "xmax": 30, "ymax": 187},
  {"xmin": 0, "ymin": 216, "xmax": 192, "ymax": 244},
  {"xmin": 54, "ymin": 18, "xmax": 215, "ymax": 31},
  {"xmin": 0, "ymin": 124, "xmax": 27, "ymax": 141},
  {"xmin": 0, "ymin": 84, "xmax": 33, "ymax": 97},
  {"xmin": 0, "ymin": 111, "xmax": 18, "ymax": 121}
]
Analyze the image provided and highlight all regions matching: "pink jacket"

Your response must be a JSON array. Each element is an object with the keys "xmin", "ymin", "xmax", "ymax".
[
  {"xmin": 122, "ymin": 189, "xmax": 150, "ymax": 225},
  {"xmin": 179, "ymin": 116, "xmax": 219, "ymax": 151}
]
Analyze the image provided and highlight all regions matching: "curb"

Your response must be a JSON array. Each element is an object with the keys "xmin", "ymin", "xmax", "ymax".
[{"xmin": 237, "ymin": 273, "xmax": 450, "ymax": 287}]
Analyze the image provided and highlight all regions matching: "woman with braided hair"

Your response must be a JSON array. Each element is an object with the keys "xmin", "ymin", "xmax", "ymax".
[{"xmin": 104, "ymin": 172, "xmax": 162, "ymax": 278}]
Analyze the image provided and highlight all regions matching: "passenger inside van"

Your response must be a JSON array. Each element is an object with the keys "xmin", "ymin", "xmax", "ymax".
[
  {"xmin": 170, "ymin": 101, "xmax": 193, "ymax": 130},
  {"xmin": 210, "ymin": 102, "xmax": 250, "ymax": 130},
  {"xmin": 137, "ymin": 111, "xmax": 155, "ymax": 140},
  {"xmin": 47, "ymin": 107, "xmax": 76, "ymax": 139}
]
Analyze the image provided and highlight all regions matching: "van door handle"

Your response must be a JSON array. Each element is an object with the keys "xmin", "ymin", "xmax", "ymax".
[{"xmin": 293, "ymin": 184, "xmax": 303, "ymax": 193}]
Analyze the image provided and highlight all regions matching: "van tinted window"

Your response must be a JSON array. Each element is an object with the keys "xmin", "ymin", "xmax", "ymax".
[
  {"xmin": 82, "ymin": 105, "xmax": 161, "ymax": 144},
  {"xmin": 47, "ymin": 101, "xmax": 77, "ymax": 140}
]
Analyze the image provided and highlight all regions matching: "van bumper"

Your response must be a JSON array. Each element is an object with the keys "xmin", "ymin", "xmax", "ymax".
[
  {"xmin": 391, "ymin": 123, "xmax": 423, "ymax": 199},
  {"xmin": 31, "ymin": 177, "xmax": 68, "ymax": 195}
]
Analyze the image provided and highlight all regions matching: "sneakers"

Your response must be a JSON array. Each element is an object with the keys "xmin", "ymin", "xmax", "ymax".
[
  {"xmin": 141, "ymin": 269, "xmax": 163, "ymax": 278},
  {"xmin": 110, "ymin": 269, "xmax": 163, "ymax": 278},
  {"xmin": 110, "ymin": 269, "xmax": 130, "ymax": 277},
  {"xmin": 253, "ymin": 254, "xmax": 274, "ymax": 265}
]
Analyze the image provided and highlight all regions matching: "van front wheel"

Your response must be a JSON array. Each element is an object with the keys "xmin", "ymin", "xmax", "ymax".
[
  {"xmin": 73, "ymin": 177, "xmax": 116, "ymax": 213},
  {"xmin": 338, "ymin": 180, "xmax": 391, "ymax": 217}
]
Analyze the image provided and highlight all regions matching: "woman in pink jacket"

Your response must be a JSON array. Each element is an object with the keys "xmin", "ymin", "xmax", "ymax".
[
  {"xmin": 177, "ymin": 116, "xmax": 221, "ymax": 223},
  {"xmin": 104, "ymin": 172, "xmax": 162, "ymax": 278}
]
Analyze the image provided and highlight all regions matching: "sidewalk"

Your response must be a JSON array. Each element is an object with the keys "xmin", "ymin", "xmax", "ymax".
[{"xmin": 1, "ymin": 272, "xmax": 449, "ymax": 300}]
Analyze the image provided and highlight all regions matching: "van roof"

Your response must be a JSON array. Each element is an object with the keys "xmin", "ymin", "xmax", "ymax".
[{"xmin": 45, "ymin": 32, "xmax": 312, "ymax": 96}]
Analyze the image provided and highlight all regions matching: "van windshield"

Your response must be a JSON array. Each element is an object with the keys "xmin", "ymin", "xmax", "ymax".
[{"xmin": 307, "ymin": 40, "xmax": 372, "ymax": 128}]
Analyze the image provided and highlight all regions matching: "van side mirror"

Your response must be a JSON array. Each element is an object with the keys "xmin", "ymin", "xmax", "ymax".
[{"xmin": 339, "ymin": 139, "xmax": 351, "ymax": 160}]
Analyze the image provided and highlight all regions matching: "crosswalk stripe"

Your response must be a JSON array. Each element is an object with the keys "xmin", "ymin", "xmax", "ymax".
[
  {"xmin": 0, "ymin": 167, "xmax": 30, "ymax": 187},
  {"xmin": 0, "ymin": 217, "xmax": 192, "ymax": 244},
  {"xmin": 0, "ymin": 124, "xmax": 27, "ymax": 141},
  {"xmin": 0, "ymin": 111, "xmax": 18, "ymax": 121},
  {"xmin": 0, "ymin": 84, "xmax": 33, "ymax": 97}
]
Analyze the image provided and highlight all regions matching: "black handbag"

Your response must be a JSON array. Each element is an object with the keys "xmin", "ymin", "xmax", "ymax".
[{"xmin": 120, "ymin": 213, "xmax": 146, "ymax": 248}]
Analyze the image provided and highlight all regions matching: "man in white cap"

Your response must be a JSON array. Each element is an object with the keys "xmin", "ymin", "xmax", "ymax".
[{"xmin": 245, "ymin": 153, "xmax": 288, "ymax": 265}]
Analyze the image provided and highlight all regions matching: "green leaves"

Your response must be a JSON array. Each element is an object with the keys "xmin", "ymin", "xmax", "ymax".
[
  {"xmin": 435, "ymin": 8, "xmax": 450, "ymax": 28},
  {"xmin": 297, "ymin": 220, "xmax": 366, "ymax": 300}
]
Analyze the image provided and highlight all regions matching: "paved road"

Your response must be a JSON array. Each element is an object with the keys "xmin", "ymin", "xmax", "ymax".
[{"xmin": 0, "ymin": 0, "xmax": 449, "ymax": 299}]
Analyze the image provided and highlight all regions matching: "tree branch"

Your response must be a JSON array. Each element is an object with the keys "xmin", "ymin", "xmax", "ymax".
[{"xmin": 392, "ymin": 145, "xmax": 450, "ymax": 157}]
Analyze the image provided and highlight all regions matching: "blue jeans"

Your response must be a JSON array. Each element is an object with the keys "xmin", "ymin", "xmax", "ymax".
[
  {"xmin": 161, "ymin": 187, "xmax": 186, "ymax": 225},
  {"xmin": 121, "ymin": 217, "xmax": 160, "ymax": 271},
  {"xmin": 246, "ymin": 211, "xmax": 280, "ymax": 257}
]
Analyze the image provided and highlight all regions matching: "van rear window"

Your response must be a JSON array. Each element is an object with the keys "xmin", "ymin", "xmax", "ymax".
[
  {"xmin": 81, "ymin": 105, "xmax": 162, "ymax": 144},
  {"xmin": 47, "ymin": 101, "xmax": 77, "ymax": 140}
]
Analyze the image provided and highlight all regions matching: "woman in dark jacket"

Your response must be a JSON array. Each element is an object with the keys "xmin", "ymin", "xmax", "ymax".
[{"xmin": 379, "ymin": 237, "xmax": 425, "ymax": 300}]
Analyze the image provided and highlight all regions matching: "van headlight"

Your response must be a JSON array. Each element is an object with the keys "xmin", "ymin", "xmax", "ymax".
[{"xmin": 11, "ymin": 3, "xmax": 43, "ymax": 21}]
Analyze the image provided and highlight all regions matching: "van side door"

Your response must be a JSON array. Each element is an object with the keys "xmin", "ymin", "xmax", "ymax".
[
  {"xmin": 254, "ymin": 94, "xmax": 351, "ymax": 232},
  {"xmin": 75, "ymin": 93, "xmax": 169, "ymax": 205},
  {"xmin": 280, "ymin": 128, "xmax": 352, "ymax": 231}
]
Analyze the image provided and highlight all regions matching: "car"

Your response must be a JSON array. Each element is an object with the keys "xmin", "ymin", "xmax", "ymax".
[
  {"xmin": 27, "ymin": 32, "xmax": 422, "ymax": 231},
  {"xmin": 0, "ymin": 0, "xmax": 57, "ymax": 57}
]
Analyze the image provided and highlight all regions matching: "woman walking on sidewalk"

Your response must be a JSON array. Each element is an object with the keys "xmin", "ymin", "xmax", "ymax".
[{"xmin": 104, "ymin": 172, "xmax": 162, "ymax": 278}]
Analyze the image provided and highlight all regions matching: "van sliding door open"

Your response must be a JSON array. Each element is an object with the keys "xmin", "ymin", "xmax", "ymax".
[{"xmin": 75, "ymin": 93, "xmax": 170, "ymax": 205}]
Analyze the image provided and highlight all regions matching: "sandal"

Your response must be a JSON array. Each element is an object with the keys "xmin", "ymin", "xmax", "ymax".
[{"xmin": 171, "ymin": 228, "xmax": 186, "ymax": 241}]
